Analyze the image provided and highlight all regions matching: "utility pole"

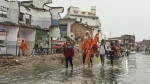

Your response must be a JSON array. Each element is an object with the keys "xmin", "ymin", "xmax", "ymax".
[
  {"xmin": 110, "ymin": 32, "xmax": 111, "ymax": 38},
  {"xmin": 16, "ymin": 1, "xmax": 21, "ymax": 56}
]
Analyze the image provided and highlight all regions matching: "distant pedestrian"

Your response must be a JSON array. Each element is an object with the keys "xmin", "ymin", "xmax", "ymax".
[
  {"xmin": 63, "ymin": 40, "xmax": 74, "ymax": 72},
  {"xmin": 99, "ymin": 40, "xmax": 107, "ymax": 66},
  {"xmin": 20, "ymin": 40, "xmax": 28, "ymax": 56},
  {"xmin": 109, "ymin": 42, "xmax": 117, "ymax": 66},
  {"xmin": 75, "ymin": 43, "xmax": 80, "ymax": 52}
]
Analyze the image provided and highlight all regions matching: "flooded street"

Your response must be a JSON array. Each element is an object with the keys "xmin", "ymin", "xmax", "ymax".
[{"xmin": 0, "ymin": 53, "xmax": 150, "ymax": 84}]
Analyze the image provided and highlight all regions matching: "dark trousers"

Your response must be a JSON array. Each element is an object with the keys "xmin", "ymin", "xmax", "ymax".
[
  {"xmin": 110, "ymin": 53, "xmax": 114, "ymax": 66},
  {"xmin": 100, "ymin": 54, "xmax": 105, "ymax": 65},
  {"xmin": 83, "ymin": 53, "xmax": 93, "ymax": 66},
  {"xmin": 65, "ymin": 57, "xmax": 73, "ymax": 68}
]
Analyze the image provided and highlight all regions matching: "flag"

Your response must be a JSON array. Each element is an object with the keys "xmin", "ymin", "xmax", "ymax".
[{"xmin": 86, "ymin": 33, "xmax": 99, "ymax": 61}]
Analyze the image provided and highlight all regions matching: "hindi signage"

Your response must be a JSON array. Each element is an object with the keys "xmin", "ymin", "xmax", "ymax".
[{"xmin": 72, "ymin": 10, "xmax": 95, "ymax": 16}]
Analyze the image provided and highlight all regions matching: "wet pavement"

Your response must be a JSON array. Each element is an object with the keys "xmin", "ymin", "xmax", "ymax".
[{"xmin": 0, "ymin": 53, "xmax": 150, "ymax": 84}]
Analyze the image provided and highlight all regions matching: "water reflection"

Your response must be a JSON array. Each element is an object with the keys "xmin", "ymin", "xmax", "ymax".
[
  {"xmin": 82, "ymin": 69, "xmax": 94, "ymax": 78},
  {"xmin": 1, "ymin": 54, "xmax": 150, "ymax": 84},
  {"xmin": 104, "ymin": 68, "xmax": 121, "ymax": 84}
]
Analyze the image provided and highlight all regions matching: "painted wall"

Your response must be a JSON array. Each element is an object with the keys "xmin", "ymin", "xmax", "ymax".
[
  {"xmin": 36, "ymin": 30, "xmax": 48, "ymax": 41},
  {"xmin": 0, "ymin": 35, "xmax": 6, "ymax": 40},
  {"xmin": 0, "ymin": 1, "xmax": 19, "ymax": 23},
  {"xmin": 19, "ymin": 28, "xmax": 36, "ymax": 55},
  {"xmin": 20, "ymin": 6, "xmax": 51, "ymax": 29},
  {"xmin": 59, "ymin": 19, "xmax": 75, "ymax": 37},
  {"xmin": 50, "ymin": 7, "xmax": 64, "ymax": 38},
  {"xmin": 70, "ymin": 16, "xmax": 99, "ymax": 26},
  {"xmin": 0, "ymin": 25, "xmax": 19, "ymax": 55},
  {"xmin": 33, "ymin": 0, "xmax": 52, "ymax": 9},
  {"xmin": 49, "ymin": 27, "xmax": 60, "ymax": 38},
  {"xmin": 71, "ymin": 22, "xmax": 92, "ymax": 40},
  {"xmin": 36, "ymin": 30, "xmax": 48, "ymax": 48},
  {"xmin": 51, "ymin": 7, "xmax": 64, "ymax": 19}
]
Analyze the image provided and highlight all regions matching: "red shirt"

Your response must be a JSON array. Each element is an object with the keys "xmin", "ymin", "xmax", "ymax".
[
  {"xmin": 20, "ymin": 42, "xmax": 27, "ymax": 51},
  {"xmin": 64, "ymin": 46, "xmax": 74, "ymax": 57}
]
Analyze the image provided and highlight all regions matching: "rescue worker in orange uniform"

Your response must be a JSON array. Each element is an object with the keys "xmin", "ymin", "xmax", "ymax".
[
  {"xmin": 82, "ymin": 31, "xmax": 93, "ymax": 68},
  {"xmin": 20, "ymin": 40, "xmax": 28, "ymax": 56}
]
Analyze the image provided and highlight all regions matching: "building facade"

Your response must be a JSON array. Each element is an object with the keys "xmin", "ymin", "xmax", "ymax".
[
  {"xmin": 108, "ymin": 35, "xmax": 135, "ymax": 50},
  {"xmin": 59, "ymin": 18, "xmax": 93, "ymax": 51},
  {"xmin": 0, "ymin": 0, "xmax": 19, "ymax": 55},
  {"xmin": 64, "ymin": 6, "xmax": 102, "ymax": 41},
  {"xmin": 122, "ymin": 35, "xmax": 135, "ymax": 50},
  {"xmin": 0, "ymin": 0, "xmax": 64, "ymax": 55}
]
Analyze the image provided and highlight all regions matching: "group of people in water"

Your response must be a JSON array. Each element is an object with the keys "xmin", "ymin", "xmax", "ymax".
[
  {"xmin": 19, "ymin": 31, "xmax": 121, "ymax": 72},
  {"xmin": 63, "ymin": 31, "xmax": 121, "ymax": 71}
]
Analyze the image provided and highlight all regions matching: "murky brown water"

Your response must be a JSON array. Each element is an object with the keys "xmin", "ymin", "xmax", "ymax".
[{"xmin": 0, "ymin": 53, "xmax": 150, "ymax": 84}]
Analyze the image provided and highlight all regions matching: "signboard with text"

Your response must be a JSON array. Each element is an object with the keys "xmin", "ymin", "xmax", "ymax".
[
  {"xmin": 70, "ymin": 10, "xmax": 95, "ymax": 17},
  {"xmin": 0, "ymin": 28, "xmax": 7, "ymax": 35}
]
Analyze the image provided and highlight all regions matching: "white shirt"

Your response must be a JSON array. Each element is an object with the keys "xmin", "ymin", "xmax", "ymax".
[
  {"xmin": 100, "ymin": 45, "xmax": 106, "ymax": 54},
  {"xmin": 75, "ymin": 44, "xmax": 79, "ymax": 49}
]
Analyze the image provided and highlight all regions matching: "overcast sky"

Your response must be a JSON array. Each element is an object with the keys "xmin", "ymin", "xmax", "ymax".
[{"xmin": 20, "ymin": 0, "xmax": 150, "ymax": 41}]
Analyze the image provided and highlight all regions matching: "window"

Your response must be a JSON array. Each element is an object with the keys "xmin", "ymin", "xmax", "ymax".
[
  {"xmin": 0, "ymin": 13, "xmax": 7, "ymax": 18},
  {"xmin": 132, "ymin": 44, "xmax": 134, "ymax": 47},
  {"xmin": 60, "ymin": 25, "xmax": 67, "ymax": 38},
  {"xmin": 92, "ymin": 17, "xmax": 96, "ymax": 20},
  {"xmin": 3, "ymin": 14, "xmax": 7, "ymax": 18},
  {"xmin": 80, "ymin": 18, "xmax": 82, "ymax": 22},
  {"xmin": 26, "ymin": 15, "xmax": 31, "ymax": 24},
  {"xmin": 0, "ymin": 40, "xmax": 4, "ymax": 44},
  {"xmin": 0, "ymin": 13, "xmax": 3, "ymax": 17},
  {"xmin": 19, "ymin": 12, "xmax": 24, "ymax": 21},
  {"xmin": 26, "ymin": 18, "xmax": 30, "ymax": 24}
]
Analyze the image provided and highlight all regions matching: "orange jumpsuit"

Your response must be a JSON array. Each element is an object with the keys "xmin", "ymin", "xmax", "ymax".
[
  {"xmin": 20, "ymin": 42, "xmax": 27, "ymax": 52},
  {"xmin": 82, "ymin": 37, "xmax": 93, "ymax": 61},
  {"xmin": 83, "ymin": 33, "xmax": 99, "ymax": 61}
]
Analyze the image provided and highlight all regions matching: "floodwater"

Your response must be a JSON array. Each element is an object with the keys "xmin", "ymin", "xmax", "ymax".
[{"xmin": 1, "ymin": 53, "xmax": 150, "ymax": 84}]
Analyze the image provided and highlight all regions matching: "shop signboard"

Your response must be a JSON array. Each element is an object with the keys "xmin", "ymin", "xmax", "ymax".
[{"xmin": 0, "ymin": 28, "xmax": 7, "ymax": 35}]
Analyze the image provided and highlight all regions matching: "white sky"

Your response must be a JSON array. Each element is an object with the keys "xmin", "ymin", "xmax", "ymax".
[{"xmin": 20, "ymin": 0, "xmax": 150, "ymax": 41}]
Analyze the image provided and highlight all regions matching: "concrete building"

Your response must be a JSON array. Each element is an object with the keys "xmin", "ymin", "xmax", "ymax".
[
  {"xmin": 59, "ymin": 18, "xmax": 93, "ymax": 50},
  {"xmin": 108, "ymin": 35, "xmax": 135, "ymax": 50},
  {"xmin": 122, "ymin": 35, "xmax": 135, "ymax": 50},
  {"xmin": 136, "ymin": 39, "xmax": 150, "ymax": 51},
  {"xmin": 20, "ymin": 0, "xmax": 52, "ymax": 55},
  {"xmin": 64, "ymin": 6, "xmax": 102, "ymax": 41},
  {"xmin": 59, "ymin": 18, "xmax": 75, "ymax": 41},
  {"xmin": 0, "ymin": 0, "xmax": 19, "ymax": 55},
  {"xmin": 0, "ymin": 0, "xmax": 64, "ymax": 55},
  {"xmin": 49, "ymin": 7, "xmax": 64, "ymax": 38}
]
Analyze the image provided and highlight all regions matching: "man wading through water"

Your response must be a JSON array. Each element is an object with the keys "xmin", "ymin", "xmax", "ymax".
[
  {"xmin": 99, "ymin": 40, "xmax": 107, "ymax": 66},
  {"xmin": 63, "ymin": 40, "xmax": 74, "ymax": 72},
  {"xmin": 109, "ymin": 42, "xmax": 117, "ymax": 66},
  {"xmin": 82, "ymin": 31, "xmax": 93, "ymax": 68}
]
